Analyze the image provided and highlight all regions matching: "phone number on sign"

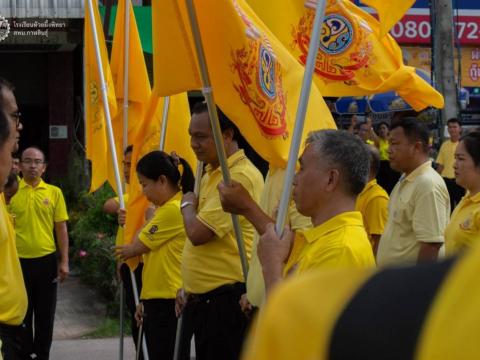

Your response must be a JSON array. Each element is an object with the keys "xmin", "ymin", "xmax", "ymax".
[{"xmin": 390, "ymin": 18, "xmax": 480, "ymax": 44}]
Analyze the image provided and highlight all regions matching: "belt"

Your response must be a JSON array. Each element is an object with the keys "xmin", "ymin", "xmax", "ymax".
[{"xmin": 187, "ymin": 282, "xmax": 245, "ymax": 304}]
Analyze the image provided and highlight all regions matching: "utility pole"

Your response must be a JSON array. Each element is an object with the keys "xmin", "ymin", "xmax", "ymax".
[{"xmin": 432, "ymin": 0, "xmax": 459, "ymax": 138}]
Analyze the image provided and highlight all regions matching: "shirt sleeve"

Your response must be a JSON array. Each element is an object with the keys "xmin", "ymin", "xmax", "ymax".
[
  {"xmin": 138, "ymin": 203, "xmax": 183, "ymax": 250},
  {"xmin": 364, "ymin": 196, "xmax": 389, "ymax": 236},
  {"xmin": 54, "ymin": 188, "xmax": 69, "ymax": 222},
  {"xmin": 436, "ymin": 143, "xmax": 445, "ymax": 165},
  {"xmin": 197, "ymin": 172, "xmax": 257, "ymax": 239},
  {"xmin": 412, "ymin": 184, "xmax": 449, "ymax": 243}
]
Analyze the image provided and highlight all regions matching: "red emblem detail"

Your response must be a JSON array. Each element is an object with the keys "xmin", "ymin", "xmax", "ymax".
[
  {"xmin": 291, "ymin": 4, "xmax": 372, "ymax": 84},
  {"xmin": 231, "ymin": 40, "xmax": 288, "ymax": 139}
]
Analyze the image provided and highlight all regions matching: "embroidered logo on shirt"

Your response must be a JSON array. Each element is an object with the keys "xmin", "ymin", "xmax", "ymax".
[
  {"xmin": 149, "ymin": 225, "xmax": 158, "ymax": 234},
  {"xmin": 43, "ymin": 198, "xmax": 50, "ymax": 206},
  {"xmin": 460, "ymin": 217, "xmax": 472, "ymax": 231}
]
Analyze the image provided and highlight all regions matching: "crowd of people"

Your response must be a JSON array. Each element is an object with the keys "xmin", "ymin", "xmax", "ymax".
[{"xmin": 1, "ymin": 74, "xmax": 480, "ymax": 360}]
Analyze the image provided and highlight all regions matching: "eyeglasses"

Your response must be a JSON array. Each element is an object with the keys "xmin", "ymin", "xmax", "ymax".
[
  {"xmin": 10, "ymin": 111, "xmax": 21, "ymax": 128},
  {"xmin": 21, "ymin": 159, "xmax": 44, "ymax": 166}
]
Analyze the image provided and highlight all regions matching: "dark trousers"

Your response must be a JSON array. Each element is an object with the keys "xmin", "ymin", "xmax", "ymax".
[
  {"xmin": 182, "ymin": 283, "xmax": 247, "ymax": 360},
  {"xmin": 0, "ymin": 323, "xmax": 27, "ymax": 360},
  {"xmin": 377, "ymin": 160, "xmax": 401, "ymax": 194},
  {"xmin": 20, "ymin": 253, "xmax": 57, "ymax": 360},
  {"xmin": 120, "ymin": 263, "xmax": 143, "ymax": 359},
  {"xmin": 142, "ymin": 299, "xmax": 177, "ymax": 360},
  {"xmin": 443, "ymin": 177, "xmax": 465, "ymax": 211}
]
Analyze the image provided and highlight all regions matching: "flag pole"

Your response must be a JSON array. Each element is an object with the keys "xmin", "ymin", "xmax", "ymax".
[
  {"xmin": 122, "ymin": 0, "xmax": 130, "ymax": 153},
  {"xmin": 173, "ymin": 161, "xmax": 203, "ymax": 360},
  {"xmin": 184, "ymin": 0, "xmax": 249, "ymax": 279},
  {"xmin": 274, "ymin": 0, "xmax": 327, "ymax": 235},
  {"xmin": 86, "ymin": 1, "xmax": 149, "ymax": 359},
  {"xmin": 118, "ymin": 1, "xmax": 131, "ymax": 358},
  {"xmin": 159, "ymin": 96, "xmax": 170, "ymax": 151}
]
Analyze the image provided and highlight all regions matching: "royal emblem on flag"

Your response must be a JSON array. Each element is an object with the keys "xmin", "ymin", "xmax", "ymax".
[
  {"xmin": 231, "ymin": 0, "xmax": 288, "ymax": 139},
  {"xmin": 292, "ymin": 0, "xmax": 373, "ymax": 84}
]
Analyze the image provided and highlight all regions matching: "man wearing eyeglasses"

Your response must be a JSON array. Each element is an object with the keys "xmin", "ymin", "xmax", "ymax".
[{"xmin": 8, "ymin": 146, "xmax": 69, "ymax": 360}]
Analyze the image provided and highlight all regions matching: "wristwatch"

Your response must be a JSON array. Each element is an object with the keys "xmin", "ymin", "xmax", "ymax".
[{"xmin": 180, "ymin": 201, "xmax": 194, "ymax": 210}]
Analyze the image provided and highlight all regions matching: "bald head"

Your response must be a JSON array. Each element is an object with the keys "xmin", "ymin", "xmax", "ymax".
[{"xmin": 20, "ymin": 147, "xmax": 46, "ymax": 183}]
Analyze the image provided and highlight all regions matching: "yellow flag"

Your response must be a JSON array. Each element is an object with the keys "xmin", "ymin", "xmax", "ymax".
[
  {"xmin": 247, "ymin": 0, "xmax": 444, "ymax": 111},
  {"xmin": 84, "ymin": 0, "xmax": 117, "ymax": 193},
  {"xmin": 124, "ymin": 93, "xmax": 194, "ymax": 270},
  {"xmin": 109, "ymin": 0, "xmax": 151, "ymax": 193},
  {"xmin": 152, "ymin": 0, "xmax": 336, "ymax": 169},
  {"xmin": 152, "ymin": 1, "xmax": 201, "ymax": 96},
  {"xmin": 361, "ymin": 0, "xmax": 416, "ymax": 38}
]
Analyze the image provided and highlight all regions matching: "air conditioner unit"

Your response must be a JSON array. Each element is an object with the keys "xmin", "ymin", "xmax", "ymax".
[{"xmin": 49, "ymin": 125, "xmax": 67, "ymax": 139}]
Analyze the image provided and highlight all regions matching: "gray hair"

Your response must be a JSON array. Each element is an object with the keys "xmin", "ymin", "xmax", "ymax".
[{"xmin": 305, "ymin": 129, "xmax": 370, "ymax": 196}]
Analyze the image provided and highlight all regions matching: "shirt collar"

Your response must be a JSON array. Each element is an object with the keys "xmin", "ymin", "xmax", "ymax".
[
  {"xmin": 19, "ymin": 178, "xmax": 47, "ymax": 189},
  {"xmin": 360, "ymin": 179, "xmax": 377, "ymax": 195},
  {"xmin": 301, "ymin": 211, "xmax": 364, "ymax": 244},
  {"xmin": 404, "ymin": 160, "xmax": 432, "ymax": 183},
  {"xmin": 464, "ymin": 191, "xmax": 480, "ymax": 204},
  {"xmin": 205, "ymin": 149, "xmax": 246, "ymax": 174}
]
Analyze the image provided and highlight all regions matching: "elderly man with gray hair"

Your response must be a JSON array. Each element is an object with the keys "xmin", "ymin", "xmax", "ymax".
[{"xmin": 258, "ymin": 129, "xmax": 376, "ymax": 295}]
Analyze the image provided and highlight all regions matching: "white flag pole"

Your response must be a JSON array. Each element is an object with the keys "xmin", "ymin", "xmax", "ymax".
[{"xmin": 275, "ymin": 0, "xmax": 327, "ymax": 235}]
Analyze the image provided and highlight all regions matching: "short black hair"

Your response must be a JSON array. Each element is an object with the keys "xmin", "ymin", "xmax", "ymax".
[
  {"xmin": 447, "ymin": 118, "xmax": 461, "ymax": 126},
  {"xmin": 390, "ymin": 117, "xmax": 429, "ymax": 153},
  {"xmin": 461, "ymin": 131, "xmax": 480, "ymax": 168},
  {"xmin": 124, "ymin": 145, "xmax": 133, "ymax": 156},
  {"xmin": 191, "ymin": 101, "xmax": 241, "ymax": 142}
]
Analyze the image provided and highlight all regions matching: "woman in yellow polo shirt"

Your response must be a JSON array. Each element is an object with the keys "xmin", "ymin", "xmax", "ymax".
[
  {"xmin": 445, "ymin": 131, "xmax": 480, "ymax": 255},
  {"xmin": 115, "ymin": 150, "xmax": 194, "ymax": 360}
]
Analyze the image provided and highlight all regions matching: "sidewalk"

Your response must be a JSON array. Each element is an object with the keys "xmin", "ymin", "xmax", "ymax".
[
  {"xmin": 51, "ymin": 338, "xmax": 135, "ymax": 360},
  {"xmin": 53, "ymin": 275, "xmax": 106, "ymax": 340},
  {"xmin": 51, "ymin": 275, "xmax": 134, "ymax": 359}
]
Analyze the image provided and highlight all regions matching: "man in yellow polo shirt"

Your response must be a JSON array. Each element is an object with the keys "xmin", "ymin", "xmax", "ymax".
[
  {"xmin": 355, "ymin": 146, "xmax": 389, "ymax": 256},
  {"xmin": 218, "ymin": 166, "xmax": 312, "ymax": 314},
  {"xmin": 377, "ymin": 118, "xmax": 450, "ymax": 267},
  {"xmin": 179, "ymin": 102, "xmax": 264, "ymax": 360},
  {"xmin": 9, "ymin": 147, "xmax": 69, "ymax": 360},
  {"xmin": 436, "ymin": 118, "xmax": 464, "ymax": 210},
  {"xmin": 242, "ymin": 239, "xmax": 480, "ymax": 360},
  {"xmin": 257, "ymin": 130, "xmax": 375, "ymax": 296},
  {"xmin": 0, "ymin": 81, "xmax": 28, "ymax": 360}
]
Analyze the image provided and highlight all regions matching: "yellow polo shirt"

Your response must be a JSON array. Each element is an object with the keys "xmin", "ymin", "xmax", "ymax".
[
  {"xmin": 246, "ymin": 167, "xmax": 312, "ymax": 308},
  {"xmin": 377, "ymin": 161, "xmax": 450, "ymax": 266},
  {"xmin": 138, "ymin": 192, "xmax": 184, "ymax": 300},
  {"xmin": 9, "ymin": 179, "xmax": 69, "ymax": 258},
  {"xmin": 444, "ymin": 192, "xmax": 480, "ymax": 255},
  {"xmin": 242, "ymin": 268, "xmax": 374, "ymax": 360},
  {"xmin": 114, "ymin": 194, "xmax": 129, "ymax": 246},
  {"xmin": 243, "ymin": 241, "xmax": 480, "ymax": 360},
  {"xmin": 378, "ymin": 138, "xmax": 389, "ymax": 161},
  {"xmin": 436, "ymin": 139, "xmax": 458, "ymax": 179},
  {"xmin": 0, "ymin": 194, "xmax": 28, "ymax": 325},
  {"xmin": 285, "ymin": 211, "xmax": 375, "ymax": 274},
  {"xmin": 355, "ymin": 179, "xmax": 389, "ymax": 240},
  {"xmin": 182, "ymin": 150, "xmax": 264, "ymax": 294}
]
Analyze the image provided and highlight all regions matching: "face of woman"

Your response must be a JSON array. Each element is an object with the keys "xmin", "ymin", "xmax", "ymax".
[
  {"xmin": 454, "ymin": 141, "xmax": 480, "ymax": 192},
  {"xmin": 379, "ymin": 124, "xmax": 389, "ymax": 138}
]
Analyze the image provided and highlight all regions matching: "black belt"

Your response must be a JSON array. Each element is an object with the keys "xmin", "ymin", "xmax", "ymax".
[{"xmin": 188, "ymin": 282, "xmax": 245, "ymax": 303}]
